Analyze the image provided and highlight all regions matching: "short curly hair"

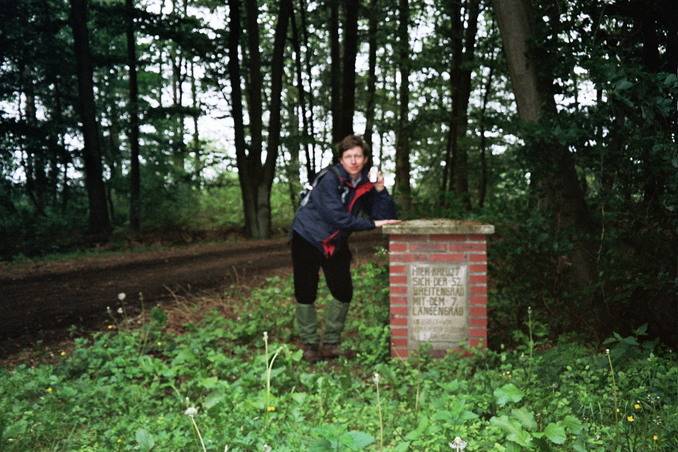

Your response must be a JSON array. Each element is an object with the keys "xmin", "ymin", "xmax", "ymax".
[{"xmin": 335, "ymin": 135, "xmax": 371, "ymax": 161}]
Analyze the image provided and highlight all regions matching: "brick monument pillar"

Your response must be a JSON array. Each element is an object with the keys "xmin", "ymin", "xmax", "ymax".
[{"xmin": 382, "ymin": 219, "xmax": 494, "ymax": 359}]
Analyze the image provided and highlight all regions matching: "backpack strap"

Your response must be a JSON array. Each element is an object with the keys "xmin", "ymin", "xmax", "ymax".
[{"xmin": 298, "ymin": 165, "xmax": 346, "ymax": 209}]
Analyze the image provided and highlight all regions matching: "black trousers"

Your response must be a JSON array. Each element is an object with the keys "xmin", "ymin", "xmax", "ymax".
[{"xmin": 291, "ymin": 231, "xmax": 353, "ymax": 305}]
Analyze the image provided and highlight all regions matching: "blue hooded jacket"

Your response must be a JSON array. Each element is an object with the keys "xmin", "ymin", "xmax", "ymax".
[{"xmin": 292, "ymin": 163, "xmax": 398, "ymax": 257}]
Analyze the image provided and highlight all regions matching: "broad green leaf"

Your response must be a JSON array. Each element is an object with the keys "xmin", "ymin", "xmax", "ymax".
[
  {"xmin": 494, "ymin": 383, "xmax": 524, "ymax": 405},
  {"xmin": 544, "ymin": 423, "xmax": 567, "ymax": 444},
  {"xmin": 135, "ymin": 429, "xmax": 155, "ymax": 451},
  {"xmin": 292, "ymin": 392, "xmax": 308, "ymax": 404},
  {"xmin": 561, "ymin": 415, "xmax": 584, "ymax": 434},
  {"xmin": 2, "ymin": 420, "xmax": 28, "ymax": 440},
  {"xmin": 490, "ymin": 415, "xmax": 533, "ymax": 447},
  {"xmin": 339, "ymin": 431, "xmax": 375, "ymax": 450},
  {"xmin": 203, "ymin": 390, "xmax": 226, "ymax": 410},
  {"xmin": 309, "ymin": 438, "xmax": 333, "ymax": 452},
  {"xmin": 199, "ymin": 376, "xmax": 219, "ymax": 388},
  {"xmin": 433, "ymin": 410, "xmax": 454, "ymax": 422},
  {"xmin": 511, "ymin": 408, "xmax": 537, "ymax": 430}
]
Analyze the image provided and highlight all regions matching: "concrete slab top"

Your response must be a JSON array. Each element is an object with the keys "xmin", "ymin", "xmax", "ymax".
[{"xmin": 382, "ymin": 218, "xmax": 495, "ymax": 235}]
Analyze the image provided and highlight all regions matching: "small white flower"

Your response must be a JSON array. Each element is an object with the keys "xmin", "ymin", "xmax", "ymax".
[
  {"xmin": 263, "ymin": 445, "xmax": 272, "ymax": 452},
  {"xmin": 185, "ymin": 407, "xmax": 198, "ymax": 418},
  {"xmin": 117, "ymin": 293, "xmax": 126, "ymax": 301},
  {"xmin": 373, "ymin": 373, "xmax": 381, "ymax": 384},
  {"xmin": 117, "ymin": 307, "xmax": 123, "ymax": 314},
  {"xmin": 263, "ymin": 331, "xmax": 268, "ymax": 342},
  {"xmin": 449, "ymin": 436, "xmax": 467, "ymax": 451}
]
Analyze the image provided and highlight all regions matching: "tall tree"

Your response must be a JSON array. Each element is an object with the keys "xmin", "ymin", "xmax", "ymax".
[
  {"xmin": 228, "ymin": 0, "xmax": 293, "ymax": 239},
  {"xmin": 492, "ymin": 0, "xmax": 596, "ymax": 303},
  {"xmin": 363, "ymin": 0, "xmax": 379, "ymax": 149},
  {"xmin": 69, "ymin": 0, "xmax": 112, "ymax": 237},
  {"xmin": 329, "ymin": 0, "xmax": 341, "ymax": 144},
  {"xmin": 338, "ymin": 0, "xmax": 359, "ymax": 140},
  {"xmin": 329, "ymin": 0, "xmax": 360, "ymax": 144},
  {"xmin": 126, "ymin": 0, "xmax": 141, "ymax": 231},
  {"xmin": 441, "ymin": 0, "xmax": 481, "ymax": 210},
  {"xmin": 394, "ymin": 0, "xmax": 412, "ymax": 210}
]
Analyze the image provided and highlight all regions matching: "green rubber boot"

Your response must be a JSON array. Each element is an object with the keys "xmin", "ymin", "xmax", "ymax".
[
  {"xmin": 322, "ymin": 299, "xmax": 350, "ymax": 346},
  {"xmin": 296, "ymin": 303, "xmax": 320, "ymax": 346}
]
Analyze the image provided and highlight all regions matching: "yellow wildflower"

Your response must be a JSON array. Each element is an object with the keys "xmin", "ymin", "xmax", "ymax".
[
  {"xmin": 652, "ymin": 435, "xmax": 658, "ymax": 441},
  {"xmin": 46, "ymin": 387, "xmax": 53, "ymax": 393},
  {"xmin": 266, "ymin": 406, "xmax": 276, "ymax": 412},
  {"xmin": 627, "ymin": 416, "xmax": 634, "ymax": 422},
  {"xmin": 634, "ymin": 403, "xmax": 641, "ymax": 409}
]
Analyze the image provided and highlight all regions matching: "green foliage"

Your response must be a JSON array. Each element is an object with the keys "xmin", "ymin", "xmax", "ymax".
[{"xmin": 1, "ymin": 265, "xmax": 676, "ymax": 451}]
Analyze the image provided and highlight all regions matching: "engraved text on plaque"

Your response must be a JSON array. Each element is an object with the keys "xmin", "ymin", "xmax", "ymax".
[{"xmin": 408, "ymin": 263, "xmax": 469, "ymax": 349}]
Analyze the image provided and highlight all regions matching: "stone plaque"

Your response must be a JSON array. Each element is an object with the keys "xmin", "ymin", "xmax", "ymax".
[{"xmin": 408, "ymin": 262, "xmax": 468, "ymax": 349}]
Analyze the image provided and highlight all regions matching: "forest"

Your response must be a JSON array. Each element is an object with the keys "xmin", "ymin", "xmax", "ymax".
[{"xmin": 1, "ymin": 0, "xmax": 676, "ymax": 349}]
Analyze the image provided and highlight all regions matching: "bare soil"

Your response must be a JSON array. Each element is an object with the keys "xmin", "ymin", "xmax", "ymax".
[{"xmin": 0, "ymin": 230, "xmax": 388, "ymax": 360}]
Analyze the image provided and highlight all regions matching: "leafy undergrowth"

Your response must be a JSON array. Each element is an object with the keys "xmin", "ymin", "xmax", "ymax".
[{"xmin": 1, "ymin": 262, "xmax": 676, "ymax": 451}]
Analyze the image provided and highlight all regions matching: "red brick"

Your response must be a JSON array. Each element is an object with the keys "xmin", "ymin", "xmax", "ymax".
[
  {"xmin": 390, "ymin": 296, "xmax": 409, "ymax": 305},
  {"xmin": 469, "ymin": 295, "xmax": 487, "ymax": 305},
  {"xmin": 390, "ymin": 275, "xmax": 407, "ymax": 284},
  {"xmin": 449, "ymin": 242, "xmax": 486, "ymax": 252},
  {"xmin": 431, "ymin": 234, "xmax": 467, "ymax": 242},
  {"xmin": 390, "ymin": 316, "xmax": 408, "ymax": 326},
  {"xmin": 470, "ymin": 264, "xmax": 487, "ymax": 273},
  {"xmin": 390, "ymin": 306, "xmax": 408, "ymax": 315},
  {"xmin": 410, "ymin": 242, "xmax": 447, "ymax": 252},
  {"xmin": 391, "ymin": 286, "xmax": 408, "ymax": 295},
  {"xmin": 468, "ymin": 234, "xmax": 486, "ymax": 242},
  {"xmin": 390, "ymin": 327, "xmax": 408, "ymax": 337},
  {"xmin": 390, "ymin": 265, "xmax": 407, "ymax": 274},
  {"xmin": 470, "ymin": 317, "xmax": 488, "ymax": 327},
  {"xmin": 430, "ymin": 254, "xmax": 465, "ymax": 262},
  {"xmin": 469, "ymin": 253, "xmax": 487, "ymax": 262},
  {"xmin": 469, "ymin": 306, "xmax": 487, "ymax": 316},
  {"xmin": 389, "ymin": 242, "xmax": 408, "ymax": 252},
  {"xmin": 391, "ymin": 254, "xmax": 427, "ymax": 262},
  {"xmin": 390, "ymin": 338, "xmax": 409, "ymax": 347},
  {"xmin": 469, "ymin": 275, "xmax": 487, "ymax": 284},
  {"xmin": 470, "ymin": 328, "xmax": 487, "ymax": 337},
  {"xmin": 395, "ymin": 234, "xmax": 429, "ymax": 242},
  {"xmin": 470, "ymin": 285, "xmax": 487, "ymax": 295}
]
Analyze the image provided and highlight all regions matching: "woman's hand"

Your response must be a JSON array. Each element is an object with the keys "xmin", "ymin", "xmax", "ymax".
[
  {"xmin": 373, "ymin": 172, "xmax": 386, "ymax": 191},
  {"xmin": 374, "ymin": 219, "xmax": 402, "ymax": 227}
]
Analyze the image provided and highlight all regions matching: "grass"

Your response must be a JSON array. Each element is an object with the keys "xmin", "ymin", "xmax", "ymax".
[{"xmin": 1, "ymin": 261, "xmax": 676, "ymax": 451}]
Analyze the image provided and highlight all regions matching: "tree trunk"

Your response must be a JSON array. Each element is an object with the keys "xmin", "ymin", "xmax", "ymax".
[
  {"xmin": 493, "ymin": 0, "xmax": 596, "ymax": 305},
  {"xmin": 363, "ymin": 0, "xmax": 378, "ymax": 149},
  {"xmin": 229, "ymin": 0, "xmax": 291, "ymax": 239},
  {"xmin": 451, "ymin": 0, "xmax": 479, "ymax": 209},
  {"xmin": 395, "ymin": 0, "xmax": 412, "ymax": 211},
  {"xmin": 126, "ymin": 0, "xmax": 141, "ymax": 231},
  {"xmin": 338, "ymin": 0, "xmax": 359, "ymax": 139},
  {"xmin": 290, "ymin": 1, "xmax": 313, "ymax": 176},
  {"xmin": 329, "ymin": 0, "xmax": 341, "ymax": 144},
  {"xmin": 69, "ymin": 0, "xmax": 111, "ymax": 237}
]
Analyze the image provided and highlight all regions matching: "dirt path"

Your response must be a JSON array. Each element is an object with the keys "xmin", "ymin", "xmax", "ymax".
[{"xmin": 0, "ymin": 231, "xmax": 388, "ymax": 358}]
